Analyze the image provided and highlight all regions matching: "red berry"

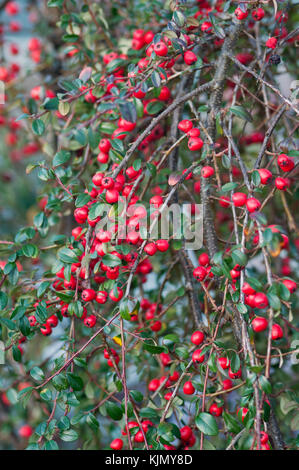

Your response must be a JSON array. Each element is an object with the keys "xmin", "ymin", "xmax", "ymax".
[
  {"xmin": 101, "ymin": 176, "xmax": 114, "ymax": 189},
  {"xmin": 238, "ymin": 407, "xmax": 249, "ymax": 422},
  {"xmin": 150, "ymin": 195, "xmax": 163, "ymax": 207},
  {"xmin": 277, "ymin": 154, "xmax": 294, "ymax": 172},
  {"xmin": 242, "ymin": 282, "xmax": 256, "ymax": 295},
  {"xmin": 209, "ymin": 403, "xmax": 223, "ymax": 417},
  {"xmin": 271, "ymin": 323, "xmax": 283, "ymax": 340},
  {"xmin": 201, "ymin": 21, "xmax": 213, "ymax": 33},
  {"xmin": 253, "ymin": 292, "xmax": 269, "ymax": 309},
  {"xmin": 198, "ymin": 253, "xmax": 209, "ymax": 266},
  {"xmin": 184, "ymin": 50, "xmax": 197, "ymax": 65},
  {"xmin": 266, "ymin": 37, "xmax": 277, "ymax": 49},
  {"xmin": 110, "ymin": 438, "xmax": 123, "ymax": 450},
  {"xmin": 180, "ymin": 425, "xmax": 192, "ymax": 441},
  {"xmin": 218, "ymin": 357, "xmax": 230, "ymax": 369},
  {"xmin": 106, "ymin": 189, "xmax": 119, "ymax": 203},
  {"xmin": 193, "ymin": 266, "xmax": 207, "ymax": 282},
  {"xmin": 151, "ymin": 320, "xmax": 162, "ymax": 332},
  {"xmin": 258, "ymin": 168, "xmax": 272, "ymax": 185},
  {"xmin": 144, "ymin": 242, "xmax": 157, "ymax": 256},
  {"xmin": 232, "ymin": 192, "xmax": 247, "ymax": 207},
  {"xmin": 148, "ymin": 378, "xmax": 160, "ymax": 391},
  {"xmin": 235, "ymin": 7, "xmax": 248, "ymax": 20},
  {"xmin": 252, "ymin": 8, "xmax": 265, "ymax": 21},
  {"xmin": 96, "ymin": 290, "xmax": 108, "ymax": 304},
  {"xmin": 109, "ymin": 287, "xmax": 123, "ymax": 302},
  {"xmin": 158, "ymin": 86, "xmax": 171, "ymax": 101},
  {"xmin": 156, "ymin": 239, "xmax": 169, "ymax": 252},
  {"xmin": 275, "ymin": 177, "xmax": 289, "ymax": 191},
  {"xmin": 191, "ymin": 330, "xmax": 204, "ymax": 345},
  {"xmin": 92, "ymin": 172, "xmax": 103, "ymax": 186},
  {"xmin": 246, "ymin": 197, "xmax": 261, "ymax": 213},
  {"xmin": 99, "ymin": 138, "xmax": 111, "ymax": 153},
  {"xmin": 46, "ymin": 315, "xmax": 58, "ymax": 328},
  {"xmin": 192, "ymin": 349, "xmax": 205, "ymax": 363},
  {"xmin": 18, "ymin": 425, "xmax": 33, "ymax": 438},
  {"xmin": 252, "ymin": 316, "xmax": 268, "ymax": 332},
  {"xmin": 188, "ymin": 137, "xmax": 203, "ymax": 151},
  {"xmin": 201, "ymin": 166, "xmax": 214, "ymax": 178},
  {"xmin": 28, "ymin": 315, "xmax": 37, "ymax": 327},
  {"xmin": 154, "ymin": 41, "xmax": 168, "ymax": 56},
  {"xmin": 219, "ymin": 196, "xmax": 230, "ymax": 208},
  {"xmin": 178, "ymin": 119, "xmax": 193, "ymax": 133},
  {"xmin": 183, "ymin": 381, "xmax": 195, "ymax": 395},
  {"xmin": 40, "ymin": 324, "xmax": 52, "ymax": 336},
  {"xmin": 223, "ymin": 379, "xmax": 233, "ymax": 391},
  {"xmin": 160, "ymin": 352, "xmax": 171, "ymax": 366},
  {"xmin": 74, "ymin": 207, "xmax": 88, "ymax": 224},
  {"xmin": 84, "ymin": 315, "xmax": 97, "ymax": 328},
  {"xmin": 228, "ymin": 367, "xmax": 242, "ymax": 379},
  {"xmin": 261, "ymin": 432, "xmax": 269, "ymax": 444},
  {"xmin": 81, "ymin": 288, "xmax": 96, "ymax": 302},
  {"xmin": 282, "ymin": 279, "xmax": 296, "ymax": 293}
]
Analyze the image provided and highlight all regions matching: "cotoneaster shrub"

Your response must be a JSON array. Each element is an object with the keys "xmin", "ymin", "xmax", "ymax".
[{"xmin": 0, "ymin": 0, "xmax": 298, "ymax": 451}]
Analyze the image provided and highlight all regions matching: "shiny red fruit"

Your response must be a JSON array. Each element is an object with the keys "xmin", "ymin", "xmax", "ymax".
[
  {"xmin": 183, "ymin": 381, "xmax": 195, "ymax": 395},
  {"xmin": 252, "ymin": 316, "xmax": 268, "ymax": 332},
  {"xmin": 271, "ymin": 323, "xmax": 283, "ymax": 340}
]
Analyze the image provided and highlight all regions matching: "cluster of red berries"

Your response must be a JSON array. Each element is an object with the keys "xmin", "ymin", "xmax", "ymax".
[{"xmin": 178, "ymin": 119, "xmax": 204, "ymax": 151}]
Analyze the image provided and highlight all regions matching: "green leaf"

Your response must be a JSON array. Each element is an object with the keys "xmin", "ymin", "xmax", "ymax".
[
  {"xmin": 146, "ymin": 101, "xmax": 164, "ymax": 115},
  {"xmin": 22, "ymin": 244, "xmax": 39, "ymax": 258},
  {"xmin": 267, "ymin": 292, "xmax": 281, "ymax": 311},
  {"xmin": 44, "ymin": 97, "xmax": 59, "ymax": 110},
  {"xmin": 251, "ymin": 170, "xmax": 261, "ymax": 187},
  {"xmin": 229, "ymin": 351, "xmax": 240, "ymax": 373},
  {"xmin": 53, "ymin": 150, "xmax": 71, "ymax": 167},
  {"xmin": 12, "ymin": 345, "xmax": 22, "ymax": 362},
  {"xmin": 60, "ymin": 429, "xmax": 78, "ymax": 442},
  {"xmin": 130, "ymin": 390, "xmax": 143, "ymax": 402},
  {"xmin": 35, "ymin": 303, "xmax": 48, "ymax": 323},
  {"xmin": 44, "ymin": 440, "xmax": 59, "ymax": 450},
  {"xmin": 139, "ymin": 407, "xmax": 158, "ymax": 419},
  {"xmin": 19, "ymin": 316, "xmax": 31, "ymax": 336},
  {"xmin": 157, "ymin": 422, "xmax": 175, "ymax": 442},
  {"xmin": 0, "ymin": 291, "xmax": 8, "ymax": 309},
  {"xmin": 37, "ymin": 281, "xmax": 51, "ymax": 298},
  {"xmin": 173, "ymin": 10, "xmax": 186, "ymax": 27},
  {"xmin": 151, "ymin": 70, "xmax": 161, "ymax": 88},
  {"xmin": 106, "ymin": 402, "xmax": 123, "ymax": 420},
  {"xmin": 32, "ymin": 119, "xmax": 45, "ymax": 135},
  {"xmin": 119, "ymin": 101, "xmax": 137, "ymax": 123},
  {"xmin": 223, "ymin": 412, "xmax": 241, "ymax": 433},
  {"xmin": 30, "ymin": 366, "xmax": 45, "ymax": 382},
  {"xmin": 133, "ymin": 159, "xmax": 142, "ymax": 171},
  {"xmin": 75, "ymin": 194, "xmax": 90, "ymax": 207},
  {"xmin": 88, "ymin": 202, "xmax": 107, "ymax": 220},
  {"xmin": 67, "ymin": 373, "xmax": 84, "ymax": 391},
  {"xmin": 229, "ymin": 105, "xmax": 253, "ymax": 122},
  {"xmin": 143, "ymin": 342, "xmax": 166, "ymax": 354},
  {"xmin": 52, "ymin": 374, "xmax": 69, "ymax": 391},
  {"xmin": 221, "ymin": 182, "xmax": 239, "ymax": 193},
  {"xmin": 231, "ymin": 250, "xmax": 247, "ymax": 266},
  {"xmin": 237, "ymin": 303, "xmax": 248, "ymax": 314},
  {"xmin": 0, "ymin": 317, "xmax": 16, "ymax": 330},
  {"xmin": 259, "ymin": 375, "xmax": 272, "ymax": 394},
  {"xmin": 102, "ymin": 254, "xmax": 122, "ymax": 267},
  {"xmin": 86, "ymin": 413, "xmax": 99, "ymax": 430},
  {"xmin": 119, "ymin": 300, "xmax": 131, "ymax": 321},
  {"xmin": 195, "ymin": 412, "xmax": 219, "ymax": 436},
  {"xmin": 246, "ymin": 277, "xmax": 262, "ymax": 291},
  {"xmin": 58, "ymin": 247, "xmax": 78, "ymax": 264}
]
